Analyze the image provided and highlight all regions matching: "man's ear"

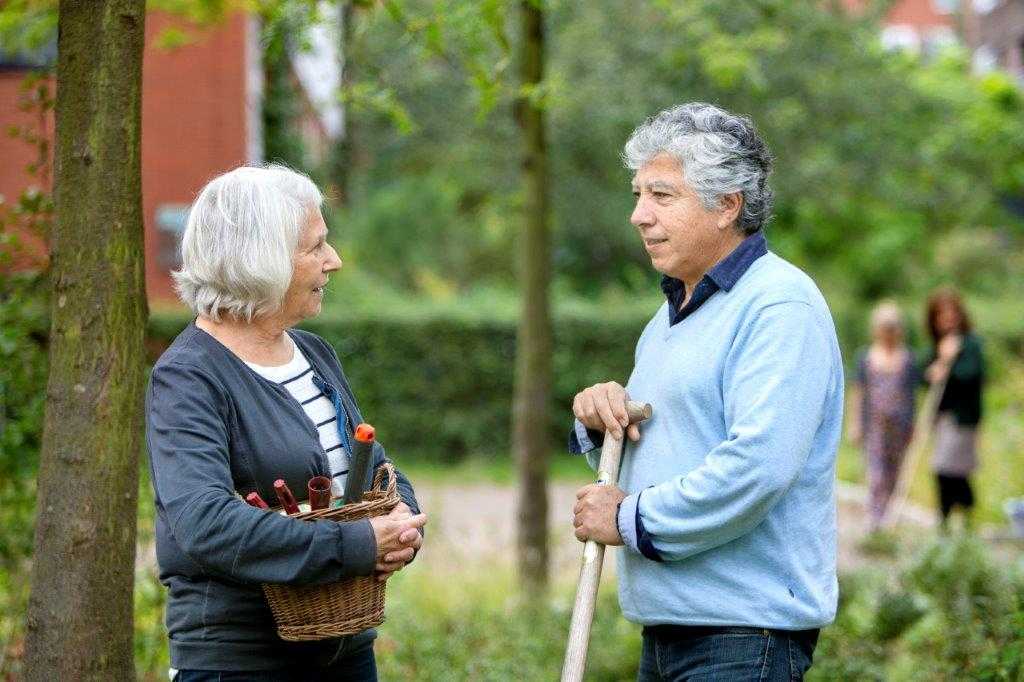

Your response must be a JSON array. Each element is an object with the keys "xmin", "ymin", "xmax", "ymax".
[{"xmin": 718, "ymin": 192, "xmax": 743, "ymax": 230}]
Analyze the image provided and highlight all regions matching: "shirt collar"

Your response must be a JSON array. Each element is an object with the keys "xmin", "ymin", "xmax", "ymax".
[{"xmin": 660, "ymin": 230, "xmax": 768, "ymax": 296}]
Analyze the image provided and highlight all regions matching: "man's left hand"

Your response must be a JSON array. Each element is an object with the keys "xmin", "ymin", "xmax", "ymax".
[{"xmin": 573, "ymin": 484, "xmax": 627, "ymax": 546}]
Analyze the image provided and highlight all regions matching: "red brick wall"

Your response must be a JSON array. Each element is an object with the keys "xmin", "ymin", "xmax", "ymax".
[
  {"xmin": 0, "ymin": 72, "xmax": 54, "ymax": 271},
  {"xmin": 142, "ymin": 11, "xmax": 254, "ymax": 304},
  {"xmin": 0, "ymin": 11, "xmax": 255, "ymax": 306}
]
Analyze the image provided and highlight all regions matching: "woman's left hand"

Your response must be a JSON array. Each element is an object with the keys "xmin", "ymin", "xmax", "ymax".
[{"xmin": 375, "ymin": 503, "xmax": 423, "ymax": 581}]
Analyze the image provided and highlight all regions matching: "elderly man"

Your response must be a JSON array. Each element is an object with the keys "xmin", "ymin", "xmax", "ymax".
[{"xmin": 570, "ymin": 103, "xmax": 843, "ymax": 681}]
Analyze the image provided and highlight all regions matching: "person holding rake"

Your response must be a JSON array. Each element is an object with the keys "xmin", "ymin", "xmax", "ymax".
[{"xmin": 569, "ymin": 103, "xmax": 843, "ymax": 681}]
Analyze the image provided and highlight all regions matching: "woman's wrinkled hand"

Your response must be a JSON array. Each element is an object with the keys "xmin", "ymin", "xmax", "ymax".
[{"xmin": 368, "ymin": 503, "xmax": 425, "ymax": 581}]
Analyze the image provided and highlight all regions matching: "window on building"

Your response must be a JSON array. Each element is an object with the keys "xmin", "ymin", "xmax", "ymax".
[
  {"xmin": 155, "ymin": 204, "xmax": 190, "ymax": 269},
  {"xmin": 0, "ymin": 39, "xmax": 56, "ymax": 71},
  {"xmin": 881, "ymin": 25, "xmax": 921, "ymax": 53},
  {"xmin": 972, "ymin": 0, "xmax": 1000, "ymax": 14}
]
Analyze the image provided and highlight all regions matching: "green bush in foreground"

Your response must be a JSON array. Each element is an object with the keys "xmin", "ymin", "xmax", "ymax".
[{"xmin": 810, "ymin": 536, "xmax": 1024, "ymax": 682}]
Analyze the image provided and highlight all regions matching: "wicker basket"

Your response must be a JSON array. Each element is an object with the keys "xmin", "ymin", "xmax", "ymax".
[{"xmin": 262, "ymin": 463, "xmax": 399, "ymax": 641}]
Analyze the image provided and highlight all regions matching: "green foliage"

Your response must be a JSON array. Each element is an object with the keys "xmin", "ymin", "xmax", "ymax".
[
  {"xmin": 334, "ymin": 0, "xmax": 1024, "ymax": 306},
  {"xmin": 261, "ymin": 5, "xmax": 313, "ymax": 171},
  {"xmin": 149, "ymin": 304, "xmax": 650, "ymax": 460},
  {"xmin": 811, "ymin": 537, "xmax": 1024, "ymax": 682},
  {"xmin": 377, "ymin": 573, "xmax": 639, "ymax": 680}
]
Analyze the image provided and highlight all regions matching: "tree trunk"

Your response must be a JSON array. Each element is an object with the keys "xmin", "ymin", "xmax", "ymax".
[
  {"xmin": 23, "ymin": 1, "xmax": 147, "ymax": 679},
  {"xmin": 331, "ymin": 0, "xmax": 356, "ymax": 204},
  {"xmin": 513, "ymin": 0, "xmax": 552, "ymax": 598}
]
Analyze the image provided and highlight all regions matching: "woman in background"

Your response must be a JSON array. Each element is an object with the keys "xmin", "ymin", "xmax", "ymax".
[
  {"xmin": 924, "ymin": 287, "xmax": 985, "ymax": 531},
  {"xmin": 849, "ymin": 302, "xmax": 918, "ymax": 532}
]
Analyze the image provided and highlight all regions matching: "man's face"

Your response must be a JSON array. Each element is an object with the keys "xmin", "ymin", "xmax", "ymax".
[
  {"xmin": 630, "ymin": 154, "xmax": 735, "ymax": 284},
  {"xmin": 281, "ymin": 210, "xmax": 342, "ymax": 323}
]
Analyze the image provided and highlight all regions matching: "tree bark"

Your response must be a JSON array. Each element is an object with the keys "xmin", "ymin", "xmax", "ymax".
[
  {"xmin": 23, "ymin": 1, "xmax": 147, "ymax": 679},
  {"xmin": 513, "ymin": 0, "xmax": 552, "ymax": 598},
  {"xmin": 331, "ymin": 0, "xmax": 356, "ymax": 204}
]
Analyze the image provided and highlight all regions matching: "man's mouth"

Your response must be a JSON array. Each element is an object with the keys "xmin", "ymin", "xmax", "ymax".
[{"xmin": 644, "ymin": 237, "xmax": 668, "ymax": 247}]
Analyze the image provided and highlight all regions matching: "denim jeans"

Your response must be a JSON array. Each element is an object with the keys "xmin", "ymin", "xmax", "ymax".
[
  {"xmin": 638, "ymin": 625, "xmax": 819, "ymax": 681},
  {"xmin": 175, "ymin": 635, "xmax": 377, "ymax": 682}
]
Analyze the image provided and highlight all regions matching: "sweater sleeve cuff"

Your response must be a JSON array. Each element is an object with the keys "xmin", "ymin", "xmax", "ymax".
[
  {"xmin": 620, "ymin": 489, "xmax": 663, "ymax": 562},
  {"xmin": 336, "ymin": 518, "xmax": 376, "ymax": 577},
  {"xmin": 569, "ymin": 419, "xmax": 604, "ymax": 454},
  {"xmin": 618, "ymin": 492, "xmax": 641, "ymax": 553}
]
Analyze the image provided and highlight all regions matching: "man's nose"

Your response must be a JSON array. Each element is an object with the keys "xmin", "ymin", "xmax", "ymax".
[{"xmin": 631, "ymin": 197, "xmax": 654, "ymax": 228}]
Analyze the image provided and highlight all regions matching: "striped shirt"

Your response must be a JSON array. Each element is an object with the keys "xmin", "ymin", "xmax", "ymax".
[{"xmin": 244, "ymin": 336, "xmax": 350, "ymax": 496}]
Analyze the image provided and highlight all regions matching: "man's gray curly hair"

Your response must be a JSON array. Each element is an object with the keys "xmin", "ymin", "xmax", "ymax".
[{"xmin": 623, "ymin": 102, "xmax": 774, "ymax": 234}]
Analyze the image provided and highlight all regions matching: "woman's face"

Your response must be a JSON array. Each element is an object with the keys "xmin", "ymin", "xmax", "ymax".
[
  {"xmin": 281, "ymin": 211, "xmax": 342, "ymax": 324},
  {"xmin": 874, "ymin": 322, "xmax": 903, "ymax": 347},
  {"xmin": 935, "ymin": 302, "xmax": 962, "ymax": 338}
]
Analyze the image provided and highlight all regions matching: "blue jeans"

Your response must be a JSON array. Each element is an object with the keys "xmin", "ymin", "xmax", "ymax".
[
  {"xmin": 638, "ymin": 625, "xmax": 818, "ymax": 681},
  {"xmin": 175, "ymin": 636, "xmax": 377, "ymax": 682}
]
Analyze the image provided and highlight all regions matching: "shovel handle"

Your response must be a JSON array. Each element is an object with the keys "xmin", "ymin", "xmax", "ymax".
[{"xmin": 561, "ymin": 400, "xmax": 652, "ymax": 682}]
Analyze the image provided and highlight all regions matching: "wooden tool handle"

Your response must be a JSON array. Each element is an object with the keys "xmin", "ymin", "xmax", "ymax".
[{"xmin": 561, "ymin": 401, "xmax": 652, "ymax": 682}]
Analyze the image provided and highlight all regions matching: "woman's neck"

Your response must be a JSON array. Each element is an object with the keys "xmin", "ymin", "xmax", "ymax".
[{"xmin": 195, "ymin": 313, "xmax": 294, "ymax": 366}]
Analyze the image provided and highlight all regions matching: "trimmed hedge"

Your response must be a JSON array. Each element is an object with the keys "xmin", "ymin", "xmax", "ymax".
[{"xmin": 148, "ymin": 309, "xmax": 653, "ymax": 461}]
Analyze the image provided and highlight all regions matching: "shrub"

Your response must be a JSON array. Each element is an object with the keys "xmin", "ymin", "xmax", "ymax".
[{"xmin": 148, "ymin": 308, "xmax": 650, "ymax": 461}]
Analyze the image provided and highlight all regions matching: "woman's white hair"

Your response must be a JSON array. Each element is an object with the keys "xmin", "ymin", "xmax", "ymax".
[
  {"xmin": 870, "ymin": 300, "xmax": 904, "ymax": 332},
  {"xmin": 173, "ymin": 164, "xmax": 323, "ymax": 322}
]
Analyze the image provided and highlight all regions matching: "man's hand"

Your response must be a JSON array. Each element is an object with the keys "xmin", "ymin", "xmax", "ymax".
[
  {"xmin": 369, "ymin": 502, "xmax": 425, "ymax": 581},
  {"xmin": 573, "ymin": 483, "xmax": 627, "ymax": 546},
  {"xmin": 572, "ymin": 381, "xmax": 640, "ymax": 442}
]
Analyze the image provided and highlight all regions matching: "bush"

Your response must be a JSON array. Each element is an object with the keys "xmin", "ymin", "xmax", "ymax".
[
  {"xmin": 0, "ymin": 271, "xmax": 48, "ymax": 563},
  {"xmin": 148, "ymin": 307, "xmax": 651, "ymax": 461},
  {"xmin": 812, "ymin": 537, "xmax": 1024, "ymax": 681}
]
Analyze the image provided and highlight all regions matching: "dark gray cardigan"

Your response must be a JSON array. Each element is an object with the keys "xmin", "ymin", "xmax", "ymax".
[{"xmin": 146, "ymin": 320, "xmax": 420, "ymax": 671}]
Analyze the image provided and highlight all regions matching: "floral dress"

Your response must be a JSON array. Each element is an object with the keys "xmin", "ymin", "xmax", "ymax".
[{"xmin": 858, "ymin": 350, "xmax": 917, "ymax": 527}]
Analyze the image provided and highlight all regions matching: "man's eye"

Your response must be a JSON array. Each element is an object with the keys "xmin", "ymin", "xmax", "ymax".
[{"xmin": 654, "ymin": 191, "xmax": 670, "ymax": 198}]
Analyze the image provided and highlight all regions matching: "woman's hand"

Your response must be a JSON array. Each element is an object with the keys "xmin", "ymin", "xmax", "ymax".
[
  {"xmin": 937, "ymin": 335, "xmax": 962, "ymax": 363},
  {"xmin": 368, "ymin": 503, "xmax": 425, "ymax": 581},
  {"xmin": 927, "ymin": 334, "xmax": 962, "ymax": 384}
]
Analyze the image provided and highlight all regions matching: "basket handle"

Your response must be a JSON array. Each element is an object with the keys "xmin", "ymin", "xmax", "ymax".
[{"xmin": 371, "ymin": 462, "xmax": 397, "ymax": 498}]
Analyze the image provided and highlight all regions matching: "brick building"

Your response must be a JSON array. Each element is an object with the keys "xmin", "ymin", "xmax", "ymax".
[{"xmin": 0, "ymin": 11, "xmax": 263, "ymax": 306}]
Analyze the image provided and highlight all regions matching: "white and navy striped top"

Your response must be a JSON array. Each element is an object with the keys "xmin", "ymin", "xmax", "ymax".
[{"xmin": 244, "ymin": 335, "xmax": 350, "ymax": 496}]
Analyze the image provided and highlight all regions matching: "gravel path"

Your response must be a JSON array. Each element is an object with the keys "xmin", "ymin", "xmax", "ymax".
[{"xmin": 406, "ymin": 480, "xmax": 937, "ymax": 581}]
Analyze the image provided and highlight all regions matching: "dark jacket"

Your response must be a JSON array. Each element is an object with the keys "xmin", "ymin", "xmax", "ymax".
[
  {"xmin": 146, "ymin": 321, "xmax": 420, "ymax": 671},
  {"xmin": 926, "ymin": 332, "xmax": 985, "ymax": 427}
]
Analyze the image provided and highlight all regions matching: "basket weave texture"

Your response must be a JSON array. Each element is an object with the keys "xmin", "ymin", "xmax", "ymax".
[{"xmin": 262, "ymin": 463, "xmax": 398, "ymax": 641}]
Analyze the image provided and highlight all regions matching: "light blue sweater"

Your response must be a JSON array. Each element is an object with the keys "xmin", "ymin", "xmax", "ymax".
[{"xmin": 576, "ymin": 252, "xmax": 843, "ymax": 630}]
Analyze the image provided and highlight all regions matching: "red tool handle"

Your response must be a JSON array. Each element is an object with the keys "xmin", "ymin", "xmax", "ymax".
[
  {"xmin": 274, "ymin": 479, "xmax": 300, "ymax": 515},
  {"xmin": 245, "ymin": 492, "xmax": 270, "ymax": 509}
]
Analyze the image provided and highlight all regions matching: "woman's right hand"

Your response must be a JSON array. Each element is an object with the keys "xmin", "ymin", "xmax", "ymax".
[{"xmin": 368, "ymin": 505, "xmax": 426, "ymax": 563}]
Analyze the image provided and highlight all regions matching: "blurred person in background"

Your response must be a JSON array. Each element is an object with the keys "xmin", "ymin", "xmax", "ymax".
[
  {"xmin": 147, "ymin": 165, "xmax": 425, "ymax": 681},
  {"xmin": 848, "ymin": 302, "xmax": 918, "ymax": 532},
  {"xmin": 924, "ymin": 287, "xmax": 985, "ymax": 532}
]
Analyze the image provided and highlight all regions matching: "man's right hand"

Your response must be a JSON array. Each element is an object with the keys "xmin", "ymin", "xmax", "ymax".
[{"xmin": 572, "ymin": 381, "xmax": 640, "ymax": 442}]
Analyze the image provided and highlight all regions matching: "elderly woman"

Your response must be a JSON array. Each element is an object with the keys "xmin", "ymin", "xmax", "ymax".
[
  {"xmin": 848, "ymin": 302, "xmax": 918, "ymax": 531},
  {"xmin": 147, "ymin": 165, "xmax": 425, "ymax": 682}
]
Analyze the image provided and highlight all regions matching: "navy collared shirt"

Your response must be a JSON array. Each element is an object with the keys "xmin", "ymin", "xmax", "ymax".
[
  {"xmin": 660, "ymin": 229, "xmax": 768, "ymax": 326},
  {"xmin": 568, "ymin": 230, "xmax": 768, "ymax": 560}
]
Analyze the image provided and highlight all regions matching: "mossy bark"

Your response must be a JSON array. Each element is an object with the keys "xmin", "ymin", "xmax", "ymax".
[
  {"xmin": 513, "ymin": 0, "xmax": 552, "ymax": 597},
  {"xmin": 23, "ymin": 1, "xmax": 147, "ymax": 679}
]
